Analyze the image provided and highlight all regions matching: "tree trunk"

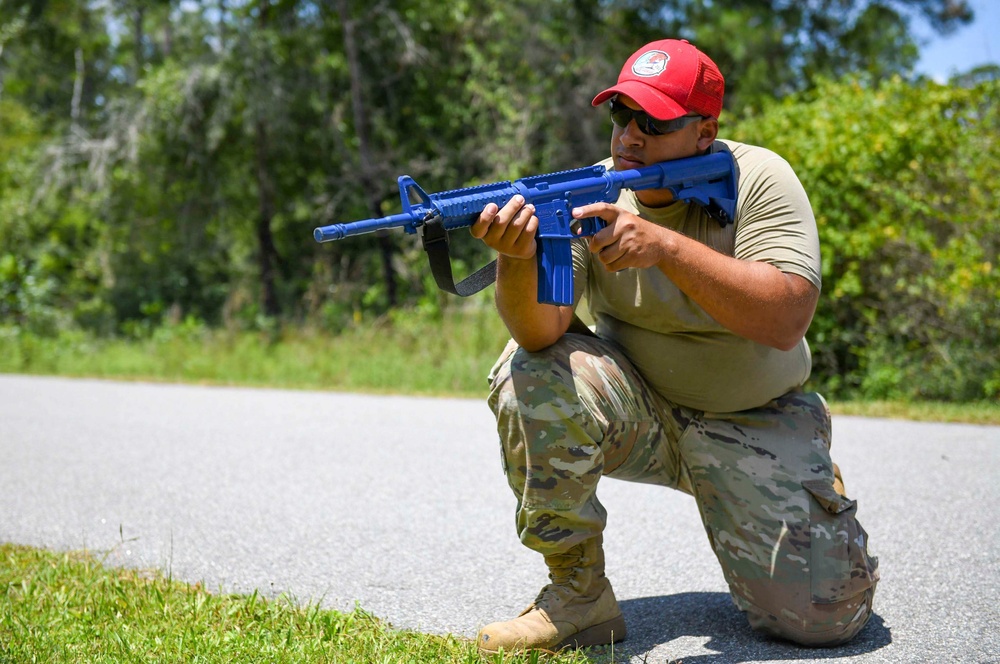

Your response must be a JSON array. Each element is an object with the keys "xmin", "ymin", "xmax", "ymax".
[
  {"xmin": 255, "ymin": 119, "xmax": 281, "ymax": 317},
  {"xmin": 254, "ymin": 0, "xmax": 281, "ymax": 317},
  {"xmin": 71, "ymin": 47, "xmax": 84, "ymax": 127},
  {"xmin": 337, "ymin": 0, "xmax": 397, "ymax": 307},
  {"xmin": 218, "ymin": 0, "xmax": 227, "ymax": 50},
  {"xmin": 132, "ymin": 3, "xmax": 144, "ymax": 81}
]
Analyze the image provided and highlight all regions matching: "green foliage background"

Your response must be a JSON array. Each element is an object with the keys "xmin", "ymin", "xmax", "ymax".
[
  {"xmin": 0, "ymin": 0, "xmax": 996, "ymax": 402},
  {"xmin": 731, "ymin": 77, "xmax": 999, "ymax": 400}
]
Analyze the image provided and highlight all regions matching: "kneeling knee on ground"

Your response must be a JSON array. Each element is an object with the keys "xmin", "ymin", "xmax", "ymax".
[{"xmin": 738, "ymin": 585, "xmax": 876, "ymax": 647}]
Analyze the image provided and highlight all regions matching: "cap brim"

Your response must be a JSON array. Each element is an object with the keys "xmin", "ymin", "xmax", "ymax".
[{"xmin": 591, "ymin": 80, "xmax": 688, "ymax": 121}]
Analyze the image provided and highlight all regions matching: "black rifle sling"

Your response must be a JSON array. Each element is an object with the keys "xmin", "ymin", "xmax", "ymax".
[{"xmin": 419, "ymin": 217, "xmax": 497, "ymax": 297}]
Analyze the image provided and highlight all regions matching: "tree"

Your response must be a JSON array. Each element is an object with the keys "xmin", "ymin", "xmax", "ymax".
[{"xmin": 0, "ymin": 0, "xmax": 989, "ymax": 355}]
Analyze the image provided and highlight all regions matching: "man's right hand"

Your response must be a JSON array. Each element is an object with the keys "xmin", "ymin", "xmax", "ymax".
[
  {"xmin": 470, "ymin": 195, "xmax": 539, "ymax": 260},
  {"xmin": 469, "ymin": 195, "xmax": 573, "ymax": 351}
]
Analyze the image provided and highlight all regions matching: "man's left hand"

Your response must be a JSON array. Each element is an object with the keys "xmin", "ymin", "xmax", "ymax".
[{"xmin": 573, "ymin": 203, "xmax": 668, "ymax": 272}]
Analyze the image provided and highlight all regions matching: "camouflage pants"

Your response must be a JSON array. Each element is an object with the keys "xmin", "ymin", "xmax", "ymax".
[{"xmin": 487, "ymin": 334, "xmax": 879, "ymax": 646}]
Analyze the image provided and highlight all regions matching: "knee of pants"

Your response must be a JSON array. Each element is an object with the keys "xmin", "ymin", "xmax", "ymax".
[
  {"xmin": 488, "ymin": 339, "xmax": 578, "ymax": 410},
  {"xmin": 487, "ymin": 336, "xmax": 606, "ymax": 447},
  {"xmin": 487, "ymin": 338, "xmax": 604, "ymax": 484},
  {"xmin": 738, "ymin": 584, "xmax": 876, "ymax": 647}
]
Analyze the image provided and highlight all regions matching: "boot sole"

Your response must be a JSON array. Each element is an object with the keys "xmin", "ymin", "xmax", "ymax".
[{"xmin": 556, "ymin": 613, "xmax": 627, "ymax": 650}]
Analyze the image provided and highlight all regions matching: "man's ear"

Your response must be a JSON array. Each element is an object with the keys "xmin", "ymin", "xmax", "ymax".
[{"xmin": 696, "ymin": 118, "xmax": 719, "ymax": 151}]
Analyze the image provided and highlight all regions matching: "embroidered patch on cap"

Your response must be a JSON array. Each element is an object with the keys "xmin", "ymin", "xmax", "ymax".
[{"xmin": 632, "ymin": 50, "xmax": 669, "ymax": 77}]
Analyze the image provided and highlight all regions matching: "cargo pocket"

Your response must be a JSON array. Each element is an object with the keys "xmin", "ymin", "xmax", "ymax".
[{"xmin": 802, "ymin": 479, "xmax": 878, "ymax": 604}]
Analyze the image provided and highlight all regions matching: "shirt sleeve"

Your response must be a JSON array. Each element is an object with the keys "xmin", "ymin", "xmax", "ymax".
[{"xmin": 732, "ymin": 149, "xmax": 822, "ymax": 289}]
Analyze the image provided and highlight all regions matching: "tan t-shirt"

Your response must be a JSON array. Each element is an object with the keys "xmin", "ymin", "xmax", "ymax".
[{"xmin": 571, "ymin": 139, "xmax": 821, "ymax": 413}]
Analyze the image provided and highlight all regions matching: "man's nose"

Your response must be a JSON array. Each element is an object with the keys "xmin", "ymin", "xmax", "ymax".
[{"xmin": 618, "ymin": 121, "xmax": 644, "ymax": 145}]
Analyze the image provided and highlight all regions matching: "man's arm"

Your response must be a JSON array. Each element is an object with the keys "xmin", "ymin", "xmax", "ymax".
[
  {"xmin": 574, "ymin": 202, "xmax": 818, "ymax": 350},
  {"xmin": 470, "ymin": 196, "xmax": 575, "ymax": 352}
]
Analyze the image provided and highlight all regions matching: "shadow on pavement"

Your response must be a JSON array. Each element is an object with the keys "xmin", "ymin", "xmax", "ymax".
[{"xmin": 587, "ymin": 592, "xmax": 891, "ymax": 662}]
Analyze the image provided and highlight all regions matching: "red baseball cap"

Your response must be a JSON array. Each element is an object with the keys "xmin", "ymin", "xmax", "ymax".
[{"xmin": 592, "ymin": 39, "xmax": 725, "ymax": 120}]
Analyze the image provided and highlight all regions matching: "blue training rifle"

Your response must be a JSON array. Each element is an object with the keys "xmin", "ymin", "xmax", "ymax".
[{"xmin": 314, "ymin": 151, "xmax": 738, "ymax": 306}]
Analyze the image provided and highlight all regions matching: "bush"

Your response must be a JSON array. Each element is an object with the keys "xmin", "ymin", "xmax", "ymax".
[{"xmin": 730, "ymin": 76, "xmax": 999, "ymax": 401}]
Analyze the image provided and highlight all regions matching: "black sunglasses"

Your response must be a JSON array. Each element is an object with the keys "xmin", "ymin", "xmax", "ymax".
[{"xmin": 609, "ymin": 99, "xmax": 704, "ymax": 136}]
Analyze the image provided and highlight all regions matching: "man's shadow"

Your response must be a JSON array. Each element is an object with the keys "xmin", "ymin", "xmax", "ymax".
[{"xmin": 586, "ymin": 592, "xmax": 891, "ymax": 662}]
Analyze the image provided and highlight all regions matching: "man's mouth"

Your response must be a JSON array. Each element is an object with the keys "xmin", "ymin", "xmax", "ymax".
[{"xmin": 616, "ymin": 153, "xmax": 644, "ymax": 170}]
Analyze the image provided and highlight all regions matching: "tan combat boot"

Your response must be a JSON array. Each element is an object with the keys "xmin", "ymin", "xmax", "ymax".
[
  {"xmin": 477, "ymin": 536, "xmax": 626, "ymax": 653},
  {"xmin": 833, "ymin": 462, "xmax": 846, "ymax": 497}
]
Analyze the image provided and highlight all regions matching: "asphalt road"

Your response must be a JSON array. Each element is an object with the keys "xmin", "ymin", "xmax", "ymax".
[{"xmin": 1, "ymin": 374, "xmax": 998, "ymax": 663}]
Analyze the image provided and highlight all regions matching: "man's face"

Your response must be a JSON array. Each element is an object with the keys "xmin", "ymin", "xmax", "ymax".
[{"xmin": 610, "ymin": 95, "xmax": 718, "ymax": 207}]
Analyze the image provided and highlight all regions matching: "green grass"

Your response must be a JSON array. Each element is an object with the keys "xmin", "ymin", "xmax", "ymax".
[
  {"xmin": 0, "ymin": 543, "xmax": 603, "ymax": 664},
  {"xmin": 1, "ymin": 308, "xmax": 998, "ymax": 424},
  {"xmin": 828, "ymin": 399, "xmax": 1000, "ymax": 425},
  {"xmin": 0, "ymin": 307, "xmax": 512, "ymax": 398}
]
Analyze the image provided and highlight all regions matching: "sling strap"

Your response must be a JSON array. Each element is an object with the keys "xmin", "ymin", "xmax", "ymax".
[{"xmin": 418, "ymin": 217, "xmax": 497, "ymax": 297}]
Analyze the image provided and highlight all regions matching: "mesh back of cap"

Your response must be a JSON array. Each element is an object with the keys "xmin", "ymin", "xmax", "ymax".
[{"xmin": 689, "ymin": 58, "xmax": 725, "ymax": 117}]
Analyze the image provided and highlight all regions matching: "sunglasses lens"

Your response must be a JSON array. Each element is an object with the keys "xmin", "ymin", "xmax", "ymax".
[
  {"xmin": 609, "ymin": 103, "xmax": 632, "ymax": 128},
  {"xmin": 609, "ymin": 104, "xmax": 705, "ymax": 134},
  {"xmin": 643, "ymin": 117, "xmax": 665, "ymax": 135},
  {"xmin": 609, "ymin": 101, "xmax": 664, "ymax": 135}
]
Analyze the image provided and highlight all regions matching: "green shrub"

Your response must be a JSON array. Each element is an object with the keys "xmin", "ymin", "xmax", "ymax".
[{"xmin": 730, "ymin": 76, "xmax": 999, "ymax": 401}]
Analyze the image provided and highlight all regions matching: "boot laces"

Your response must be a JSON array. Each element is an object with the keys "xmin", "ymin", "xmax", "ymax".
[
  {"xmin": 529, "ymin": 540, "xmax": 604, "ymax": 612},
  {"xmin": 531, "ymin": 562, "xmax": 586, "ymax": 610}
]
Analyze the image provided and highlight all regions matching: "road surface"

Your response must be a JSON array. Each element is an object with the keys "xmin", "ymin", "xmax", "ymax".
[{"xmin": 1, "ymin": 375, "xmax": 997, "ymax": 662}]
